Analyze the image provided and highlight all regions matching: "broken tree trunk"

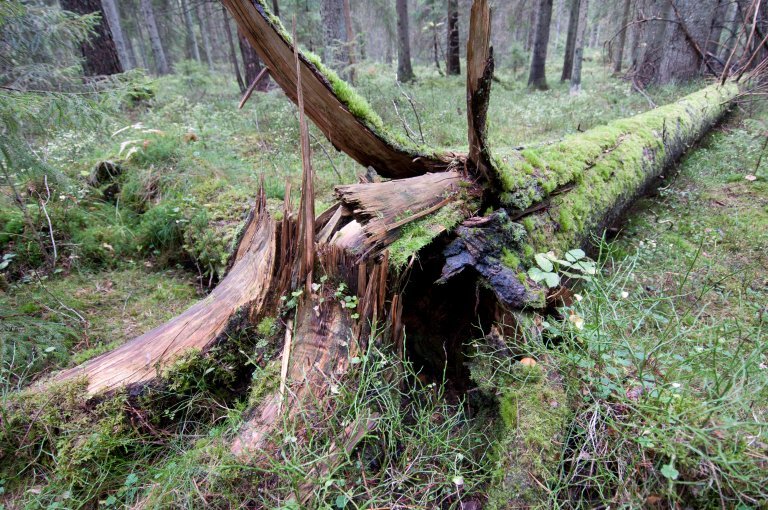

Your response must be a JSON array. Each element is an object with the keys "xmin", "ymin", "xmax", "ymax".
[
  {"xmin": 46, "ymin": 2, "xmax": 738, "ymax": 492},
  {"xmin": 55, "ymin": 190, "xmax": 277, "ymax": 395},
  {"xmin": 220, "ymin": 0, "xmax": 455, "ymax": 179}
]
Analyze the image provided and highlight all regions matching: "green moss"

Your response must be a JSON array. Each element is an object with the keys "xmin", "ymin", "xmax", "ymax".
[
  {"xmin": 501, "ymin": 248, "xmax": 521, "ymax": 270},
  {"xmin": 522, "ymin": 216, "xmax": 535, "ymax": 233},
  {"xmin": 486, "ymin": 366, "xmax": 570, "ymax": 509},
  {"xmin": 388, "ymin": 201, "xmax": 467, "ymax": 269},
  {"xmin": 256, "ymin": 316, "xmax": 276, "ymax": 337},
  {"xmin": 558, "ymin": 208, "xmax": 574, "ymax": 232}
]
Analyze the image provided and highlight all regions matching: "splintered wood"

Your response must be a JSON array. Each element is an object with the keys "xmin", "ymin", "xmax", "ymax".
[
  {"xmin": 231, "ymin": 247, "xmax": 389, "ymax": 458},
  {"xmin": 334, "ymin": 170, "xmax": 473, "ymax": 257},
  {"xmin": 55, "ymin": 190, "xmax": 277, "ymax": 395}
]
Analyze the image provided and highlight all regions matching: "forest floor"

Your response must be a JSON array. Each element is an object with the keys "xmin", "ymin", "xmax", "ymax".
[{"xmin": 1, "ymin": 57, "xmax": 767, "ymax": 508}]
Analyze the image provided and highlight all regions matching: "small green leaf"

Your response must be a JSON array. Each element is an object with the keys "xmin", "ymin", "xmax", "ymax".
[
  {"xmin": 543, "ymin": 272, "xmax": 560, "ymax": 288},
  {"xmin": 335, "ymin": 494, "xmax": 348, "ymax": 508},
  {"xmin": 660, "ymin": 462, "xmax": 679, "ymax": 480},
  {"xmin": 565, "ymin": 249, "xmax": 586, "ymax": 262},
  {"xmin": 528, "ymin": 266, "xmax": 546, "ymax": 282},
  {"xmin": 534, "ymin": 253, "xmax": 554, "ymax": 272}
]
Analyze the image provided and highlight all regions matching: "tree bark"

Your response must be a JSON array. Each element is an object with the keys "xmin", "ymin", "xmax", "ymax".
[
  {"xmin": 272, "ymin": 0, "xmax": 280, "ymax": 17},
  {"xmin": 526, "ymin": 0, "xmax": 539, "ymax": 52},
  {"xmin": 223, "ymin": 5, "xmax": 245, "ymax": 92},
  {"xmin": 633, "ymin": 0, "xmax": 716, "ymax": 86},
  {"xmin": 561, "ymin": 0, "xmax": 580, "ymax": 81},
  {"xmin": 528, "ymin": 0, "xmax": 554, "ymax": 89},
  {"xmin": 198, "ymin": 3, "xmax": 215, "ymax": 70},
  {"xmin": 238, "ymin": 30, "xmax": 267, "ymax": 90},
  {"xmin": 396, "ymin": 0, "xmax": 415, "ymax": 82},
  {"xmin": 140, "ymin": 0, "xmax": 170, "ymax": 75},
  {"xmin": 320, "ymin": 0, "xmax": 349, "ymax": 74},
  {"xmin": 446, "ymin": 0, "xmax": 461, "ymax": 75},
  {"xmin": 569, "ymin": 0, "xmax": 589, "ymax": 93},
  {"xmin": 180, "ymin": 0, "xmax": 201, "ymax": 62},
  {"xmin": 613, "ymin": 0, "xmax": 631, "ymax": 73},
  {"xmin": 60, "ymin": 0, "xmax": 123, "ymax": 76},
  {"xmin": 704, "ymin": 0, "xmax": 727, "ymax": 71},
  {"xmin": 101, "ymin": 0, "xmax": 132, "ymax": 70},
  {"xmin": 342, "ymin": 0, "xmax": 357, "ymax": 83}
]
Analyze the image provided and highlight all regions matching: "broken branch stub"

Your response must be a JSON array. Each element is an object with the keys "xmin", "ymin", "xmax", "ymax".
[{"xmin": 466, "ymin": 0, "xmax": 495, "ymax": 183}]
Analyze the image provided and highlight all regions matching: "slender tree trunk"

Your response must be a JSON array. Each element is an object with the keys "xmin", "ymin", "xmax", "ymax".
[
  {"xmin": 140, "ymin": 0, "xmax": 169, "ymax": 75},
  {"xmin": 223, "ymin": 4, "xmax": 245, "ymax": 92},
  {"xmin": 205, "ymin": 2, "xmax": 221, "ymax": 62},
  {"xmin": 720, "ymin": 1, "xmax": 741, "ymax": 60},
  {"xmin": 342, "ymin": 0, "xmax": 356, "ymax": 82},
  {"xmin": 60, "ymin": 0, "xmax": 123, "ymax": 75},
  {"xmin": 239, "ymin": 30, "xmax": 267, "ymax": 91},
  {"xmin": 704, "ymin": 0, "xmax": 727, "ymax": 71},
  {"xmin": 561, "ymin": 0, "xmax": 580, "ymax": 81},
  {"xmin": 570, "ymin": 0, "xmax": 589, "ymax": 93},
  {"xmin": 135, "ymin": 22, "xmax": 150, "ymax": 70},
  {"xmin": 272, "ymin": 0, "xmax": 280, "ymax": 17},
  {"xmin": 320, "ymin": 0, "xmax": 349, "ymax": 74},
  {"xmin": 526, "ymin": 0, "xmax": 539, "ymax": 51},
  {"xmin": 396, "ymin": 0, "xmax": 414, "ymax": 82},
  {"xmin": 446, "ymin": 0, "xmax": 461, "ymax": 75},
  {"xmin": 528, "ymin": 0, "xmax": 554, "ymax": 90},
  {"xmin": 180, "ymin": 0, "xmax": 201, "ymax": 62},
  {"xmin": 613, "ymin": 0, "xmax": 631, "ymax": 73},
  {"xmin": 198, "ymin": 3, "xmax": 215, "ymax": 69},
  {"xmin": 101, "ymin": 0, "xmax": 132, "ymax": 70}
]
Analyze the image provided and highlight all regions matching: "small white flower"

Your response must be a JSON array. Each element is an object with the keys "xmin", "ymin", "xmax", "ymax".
[
  {"xmin": 569, "ymin": 312, "xmax": 584, "ymax": 330},
  {"xmin": 621, "ymin": 291, "xmax": 629, "ymax": 299},
  {"xmin": 671, "ymin": 382, "xmax": 681, "ymax": 388},
  {"xmin": 574, "ymin": 293, "xmax": 583, "ymax": 302}
]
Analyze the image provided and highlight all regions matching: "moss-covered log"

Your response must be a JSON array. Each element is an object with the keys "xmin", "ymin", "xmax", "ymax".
[{"xmin": 442, "ymin": 82, "xmax": 739, "ymax": 308}]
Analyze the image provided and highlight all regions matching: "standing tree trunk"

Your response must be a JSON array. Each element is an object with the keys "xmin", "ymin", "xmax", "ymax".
[
  {"xmin": 632, "ymin": 0, "xmax": 715, "ymax": 86},
  {"xmin": 396, "ymin": 0, "xmax": 414, "ymax": 82},
  {"xmin": 528, "ymin": 0, "xmax": 554, "ymax": 89},
  {"xmin": 140, "ymin": 0, "xmax": 170, "ymax": 75},
  {"xmin": 526, "ymin": 0, "xmax": 539, "ymax": 51},
  {"xmin": 561, "ymin": 0, "xmax": 580, "ymax": 81},
  {"xmin": 180, "ymin": 0, "xmax": 201, "ymax": 62},
  {"xmin": 446, "ymin": 0, "xmax": 461, "ymax": 75},
  {"xmin": 570, "ymin": 0, "xmax": 589, "ymax": 93},
  {"xmin": 704, "ymin": 0, "xmax": 728, "ymax": 72},
  {"xmin": 101, "ymin": 0, "xmax": 132, "ymax": 70},
  {"xmin": 60, "ymin": 0, "xmax": 123, "ymax": 76},
  {"xmin": 320, "ymin": 0, "xmax": 349, "ymax": 74},
  {"xmin": 613, "ymin": 0, "xmax": 631, "ymax": 73},
  {"xmin": 238, "ymin": 30, "xmax": 267, "ymax": 91},
  {"xmin": 198, "ymin": 3, "xmax": 215, "ymax": 70},
  {"xmin": 272, "ymin": 0, "xmax": 280, "ymax": 17},
  {"xmin": 223, "ymin": 4, "xmax": 245, "ymax": 92},
  {"xmin": 342, "ymin": 0, "xmax": 357, "ymax": 83}
]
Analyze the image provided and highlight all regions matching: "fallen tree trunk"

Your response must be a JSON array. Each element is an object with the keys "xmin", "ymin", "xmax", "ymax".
[{"xmin": 46, "ymin": 2, "xmax": 738, "ymax": 499}]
